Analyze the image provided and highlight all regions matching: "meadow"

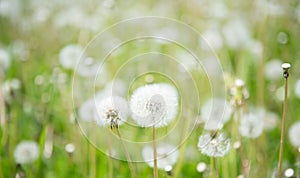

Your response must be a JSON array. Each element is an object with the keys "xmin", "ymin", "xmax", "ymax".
[{"xmin": 1, "ymin": 0, "xmax": 300, "ymax": 177}]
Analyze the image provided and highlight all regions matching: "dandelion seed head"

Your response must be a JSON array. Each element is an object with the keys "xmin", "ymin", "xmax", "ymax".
[
  {"xmin": 200, "ymin": 28, "xmax": 223, "ymax": 51},
  {"xmin": 201, "ymin": 98, "xmax": 232, "ymax": 131},
  {"xmin": 265, "ymin": 59, "xmax": 282, "ymax": 80},
  {"xmin": 142, "ymin": 143, "xmax": 179, "ymax": 170},
  {"xmin": 239, "ymin": 109, "xmax": 264, "ymax": 138},
  {"xmin": 65, "ymin": 143, "xmax": 75, "ymax": 153},
  {"xmin": 263, "ymin": 111, "xmax": 278, "ymax": 130},
  {"xmin": 197, "ymin": 132, "xmax": 231, "ymax": 157},
  {"xmin": 0, "ymin": 48, "xmax": 10, "ymax": 70},
  {"xmin": 130, "ymin": 83, "xmax": 178, "ymax": 128},
  {"xmin": 14, "ymin": 141, "xmax": 39, "ymax": 164},
  {"xmin": 94, "ymin": 96, "xmax": 129, "ymax": 127},
  {"xmin": 79, "ymin": 99, "xmax": 97, "ymax": 122},
  {"xmin": 284, "ymin": 168, "xmax": 294, "ymax": 177},
  {"xmin": 59, "ymin": 44, "xmax": 84, "ymax": 69},
  {"xmin": 164, "ymin": 165, "xmax": 172, "ymax": 172},
  {"xmin": 277, "ymin": 32, "xmax": 288, "ymax": 44},
  {"xmin": 281, "ymin": 63, "xmax": 291, "ymax": 70},
  {"xmin": 295, "ymin": 79, "xmax": 300, "ymax": 99},
  {"xmin": 222, "ymin": 18, "xmax": 251, "ymax": 49},
  {"xmin": 288, "ymin": 122, "xmax": 300, "ymax": 148},
  {"xmin": 229, "ymin": 79, "xmax": 249, "ymax": 107},
  {"xmin": 196, "ymin": 162, "xmax": 207, "ymax": 173},
  {"xmin": 233, "ymin": 141, "xmax": 241, "ymax": 149}
]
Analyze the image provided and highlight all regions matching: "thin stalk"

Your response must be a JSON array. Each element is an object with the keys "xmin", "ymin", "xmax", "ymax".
[
  {"xmin": 210, "ymin": 157, "xmax": 219, "ymax": 178},
  {"xmin": 0, "ymin": 80, "xmax": 5, "ymax": 178},
  {"xmin": 89, "ymin": 144, "xmax": 96, "ymax": 178},
  {"xmin": 152, "ymin": 126, "xmax": 158, "ymax": 178},
  {"xmin": 107, "ymin": 147, "xmax": 114, "ymax": 178},
  {"xmin": 116, "ymin": 128, "xmax": 136, "ymax": 178},
  {"xmin": 106, "ymin": 129, "xmax": 114, "ymax": 178},
  {"xmin": 277, "ymin": 73, "xmax": 289, "ymax": 178},
  {"xmin": 173, "ymin": 113, "xmax": 192, "ymax": 177}
]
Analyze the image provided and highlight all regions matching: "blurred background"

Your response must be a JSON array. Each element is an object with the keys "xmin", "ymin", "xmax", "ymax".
[{"xmin": 1, "ymin": 0, "xmax": 300, "ymax": 177}]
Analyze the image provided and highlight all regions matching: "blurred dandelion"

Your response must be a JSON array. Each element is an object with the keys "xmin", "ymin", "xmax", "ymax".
[
  {"xmin": 284, "ymin": 168, "xmax": 294, "ymax": 177},
  {"xmin": 239, "ymin": 108, "xmax": 264, "ymax": 138},
  {"xmin": 288, "ymin": 122, "xmax": 300, "ymax": 148},
  {"xmin": 265, "ymin": 59, "xmax": 283, "ymax": 81},
  {"xmin": 142, "ymin": 143, "xmax": 179, "ymax": 170},
  {"xmin": 263, "ymin": 111, "xmax": 278, "ymax": 130},
  {"xmin": 0, "ymin": 48, "xmax": 10, "ymax": 72},
  {"xmin": 14, "ymin": 141, "xmax": 39, "ymax": 164},
  {"xmin": 130, "ymin": 83, "xmax": 178, "ymax": 128},
  {"xmin": 196, "ymin": 162, "xmax": 207, "ymax": 173},
  {"xmin": 294, "ymin": 78, "xmax": 300, "ymax": 99},
  {"xmin": 59, "ymin": 44, "xmax": 84, "ymax": 70},
  {"xmin": 65, "ymin": 143, "xmax": 76, "ymax": 154},
  {"xmin": 79, "ymin": 99, "xmax": 97, "ymax": 122},
  {"xmin": 201, "ymin": 98, "xmax": 232, "ymax": 131},
  {"xmin": 229, "ymin": 79, "xmax": 249, "ymax": 107},
  {"xmin": 197, "ymin": 132, "xmax": 231, "ymax": 157}
]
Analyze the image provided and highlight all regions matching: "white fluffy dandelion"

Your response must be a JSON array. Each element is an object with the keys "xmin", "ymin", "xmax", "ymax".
[
  {"xmin": 59, "ymin": 44, "xmax": 84, "ymax": 69},
  {"xmin": 130, "ymin": 83, "xmax": 178, "ymax": 128},
  {"xmin": 201, "ymin": 98, "xmax": 232, "ymax": 131},
  {"xmin": 197, "ymin": 132, "xmax": 231, "ymax": 157},
  {"xmin": 142, "ymin": 143, "xmax": 179, "ymax": 170},
  {"xmin": 94, "ymin": 96, "xmax": 129, "ymax": 128},
  {"xmin": 295, "ymin": 78, "xmax": 300, "ymax": 99},
  {"xmin": 0, "ymin": 48, "xmax": 10, "ymax": 70},
  {"xmin": 264, "ymin": 59, "xmax": 282, "ymax": 81},
  {"xmin": 79, "ymin": 99, "xmax": 97, "ymax": 122},
  {"xmin": 288, "ymin": 122, "xmax": 300, "ymax": 148},
  {"xmin": 239, "ymin": 109, "xmax": 264, "ymax": 138},
  {"xmin": 14, "ymin": 141, "xmax": 39, "ymax": 164}
]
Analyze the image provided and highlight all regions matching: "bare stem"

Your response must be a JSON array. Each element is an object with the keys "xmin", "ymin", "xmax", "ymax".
[
  {"xmin": 277, "ymin": 67, "xmax": 289, "ymax": 178},
  {"xmin": 116, "ymin": 128, "xmax": 136, "ymax": 178},
  {"xmin": 153, "ymin": 126, "xmax": 158, "ymax": 178}
]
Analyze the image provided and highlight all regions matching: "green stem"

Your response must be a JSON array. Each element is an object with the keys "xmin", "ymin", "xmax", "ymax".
[
  {"xmin": 277, "ymin": 76, "xmax": 289, "ymax": 178},
  {"xmin": 116, "ymin": 128, "xmax": 136, "ymax": 178},
  {"xmin": 153, "ymin": 126, "xmax": 158, "ymax": 178}
]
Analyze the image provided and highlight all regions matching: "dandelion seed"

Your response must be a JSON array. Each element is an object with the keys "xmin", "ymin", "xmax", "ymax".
[
  {"xmin": 142, "ymin": 143, "xmax": 179, "ymax": 169},
  {"xmin": 201, "ymin": 98, "xmax": 232, "ymax": 131},
  {"xmin": 239, "ymin": 109, "xmax": 264, "ymax": 138},
  {"xmin": 14, "ymin": 141, "xmax": 39, "ymax": 164},
  {"xmin": 130, "ymin": 83, "xmax": 178, "ymax": 128},
  {"xmin": 94, "ymin": 96, "xmax": 129, "ymax": 128},
  {"xmin": 197, "ymin": 132, "xmax": 231, "ymax": 157},
  {"xmin": 59, "ymin": 44, "xmax": 84, "ymax": 69},
  {"xmin": 288, "ymin": 122, "xmax": 300, "ymax": 148}
]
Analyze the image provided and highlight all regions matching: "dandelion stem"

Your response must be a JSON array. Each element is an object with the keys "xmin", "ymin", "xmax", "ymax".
[
  {"xmin": 152, "ymin": 126, "xmax": 158, "ymax": 178},
  {"xmin": 277, "ymin": 63, "xmax": 290, "ymax": 178},
  {"xmin": 107, "ymin": 148, "xmax": 114, "ymax": 178},
  {"xmin": 116, "ymin": 128, "xmax": 136, "ymax": 178}
]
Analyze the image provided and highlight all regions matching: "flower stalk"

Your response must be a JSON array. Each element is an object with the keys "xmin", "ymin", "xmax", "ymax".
[{"xmin": 277, "ymin": 63, "xmax": 291, "ymax": 178}]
